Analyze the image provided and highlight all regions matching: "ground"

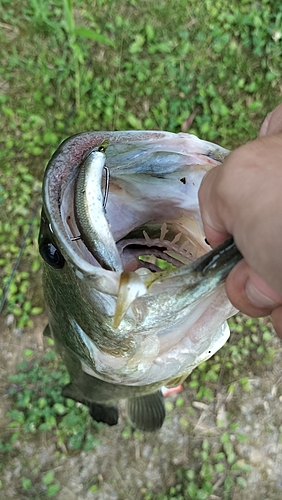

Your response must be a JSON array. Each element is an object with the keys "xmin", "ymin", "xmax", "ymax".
[{"xmin": 1, "ymin": 313, "xmax": 282, "ymax": 499}]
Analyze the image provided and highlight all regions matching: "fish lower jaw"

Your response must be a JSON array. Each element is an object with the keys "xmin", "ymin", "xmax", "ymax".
[
  {"xmin": 79, "ymin": 332, "xmax": 225, "ymax": 387},
  {"xmin": 78, "ymin": 309, "xmax": 231, "ymax": 388}
]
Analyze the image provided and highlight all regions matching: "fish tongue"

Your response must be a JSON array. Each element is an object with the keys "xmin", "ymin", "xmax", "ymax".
[
  {"xmin": 113, "ymin": 270, "xmax": 148, "ymax": 327},
  {"xmin": 126, "ymin": 390, "xmax": 165, "ymax": 432}
]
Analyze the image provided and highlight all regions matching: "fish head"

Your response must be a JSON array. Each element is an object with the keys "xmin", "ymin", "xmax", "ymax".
[{"xmin": 39, "ymin": 131, "xmax": 238, "ymax": 389}]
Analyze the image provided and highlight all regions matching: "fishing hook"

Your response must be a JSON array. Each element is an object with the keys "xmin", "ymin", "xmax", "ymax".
[{"xmin": 103, "ymin": 165, "xmax": 110, "ymax": 209}]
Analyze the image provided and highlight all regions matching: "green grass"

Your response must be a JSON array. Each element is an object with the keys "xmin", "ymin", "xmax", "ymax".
[
  {"xmin": 1, "ymin": 0, "xmax": 281, "ymax": 323},
  {"xmin": 0, "ymin": 0, "xmax": 281, "ymax": 498},
  {"xmin": 3, "ymin": 340, "xmax": 101, "ymax": 452}
]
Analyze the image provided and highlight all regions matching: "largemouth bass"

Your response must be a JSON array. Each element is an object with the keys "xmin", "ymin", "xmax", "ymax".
[{"xmin": 39, "ymin": 131, "xmax": 242, "ymax": 432}]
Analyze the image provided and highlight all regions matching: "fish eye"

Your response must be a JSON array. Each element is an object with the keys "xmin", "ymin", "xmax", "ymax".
[{"xmin": 39, "ymin": 241, "xmax": 65, "ymax": 269}]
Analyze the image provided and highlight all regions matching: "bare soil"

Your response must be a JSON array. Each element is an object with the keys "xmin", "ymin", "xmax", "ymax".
[{"xmin": 1, "ymin": 313, "xmax": 282, "ymax": 500}]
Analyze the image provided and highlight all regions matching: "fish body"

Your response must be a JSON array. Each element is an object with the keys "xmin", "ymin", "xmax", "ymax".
[{"xmin": 39, "ymin": 131, "xmax": 242, "ymax": 431}]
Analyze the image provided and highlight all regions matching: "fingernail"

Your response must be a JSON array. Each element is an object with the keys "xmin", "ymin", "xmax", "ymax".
[{"xmin": 245, "ymin": 280, "xmax": 279, "ymax": 308}]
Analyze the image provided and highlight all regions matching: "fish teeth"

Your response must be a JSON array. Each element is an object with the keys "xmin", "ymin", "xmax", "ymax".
[
  {"xmin": 159, "ymin": 222, "xmax": 169, "ymax": 242},
  {"xmin": 170, "ymin": 232, "xmax": 182, "ymax": 246},
  {"xmin": 143, "ymin": 229, "xmax": 153, "ymax": 246}
]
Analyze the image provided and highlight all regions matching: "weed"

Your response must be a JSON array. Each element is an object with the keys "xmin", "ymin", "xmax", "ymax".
[
  {"xmin": 62, "ymin": 0, "xmax": 113, "ymax": 108},
  {"xmin": 3, "ymin": 343, "xmax": 101, "ymax": 453},
  {"xmin": 143, "ymin": 436, "xmax": 252, "ymax": 499}
]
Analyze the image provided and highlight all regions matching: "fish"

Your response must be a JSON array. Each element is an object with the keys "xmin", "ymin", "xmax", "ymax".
[{"xmin": 39, "ymin": 130, "xmax": 242, "ymax": 432}]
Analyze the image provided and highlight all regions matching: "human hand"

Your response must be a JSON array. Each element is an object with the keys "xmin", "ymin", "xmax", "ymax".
[{"xmin": 198, "ymin": 103, "xmax": 282, "ymax": 336}]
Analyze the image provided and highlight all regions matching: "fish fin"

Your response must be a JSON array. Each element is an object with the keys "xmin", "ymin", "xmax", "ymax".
[
  {"xmin": 127, "ymin": 390, "xmax": 165, "ymax": 432},
  {"xmin": 43, "ymin": 324, "xmax": 51, "ymax": 337},
  {"xmin": 88, "ymin": 402, "xmax": 119, "ymax": 426},
  {"xmin": 62, "ymin": 382, "xmax": 78, "ymax": 401},
  {"xmin": 62, "ymin": 383, "xmax": 119, "ymax": 427}
]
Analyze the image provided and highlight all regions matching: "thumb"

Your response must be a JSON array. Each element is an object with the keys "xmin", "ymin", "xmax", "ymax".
[
  {"xmin": 245, "ymin": 276, "xmax": 282, "ymax": 309},
  {"xmin": 259, "ymin": 103, "xmax": 282, "ymax": 136},
  {"xmin": 225, "ymin": 260, "xmax": 282, "ymax": 316}
]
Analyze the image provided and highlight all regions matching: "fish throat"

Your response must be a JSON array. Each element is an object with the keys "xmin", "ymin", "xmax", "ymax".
[{"xmin": 117, "ymin": 222, "xmax": 199, "ymax": 272}]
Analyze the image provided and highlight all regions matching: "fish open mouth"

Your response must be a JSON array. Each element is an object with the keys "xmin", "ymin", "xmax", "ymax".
[
  {"xmin": 56, "ymin": 132, "xmax": 228, "ymax": 277},
  {"xmin": 46, "ymin": 130, "xmax": 233, "ymax": 283},
  {"xmin": 61, "ymin": 143, "xmax": 210, "ymax": 272}
]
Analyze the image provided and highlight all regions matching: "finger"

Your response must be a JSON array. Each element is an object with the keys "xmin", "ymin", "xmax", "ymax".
[
  {"xmin": 271, "ymin": 306, "xmax": 282, "ymax": 338},
  {"xmin": 225, "ymin": 260, "xmax": 282, "ymax": 318},
  {"xmin": 198, "ymin": 167, "xmax": 231, "ymax": 248},
  {"xmin": 259, "ymin": 103, "xmax": 282, "ymax": 136}
]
